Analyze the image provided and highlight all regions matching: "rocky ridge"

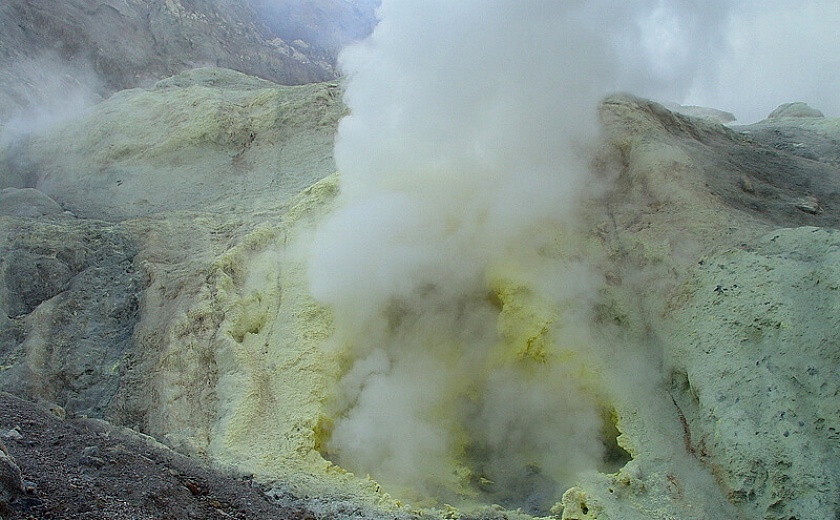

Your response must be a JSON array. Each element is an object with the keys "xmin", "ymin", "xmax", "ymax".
[
  {"xmin": 0, "ymin": 0, "xmax": 378, "ymax": 123},
  {"xmin": 0, "ymin": 64, "xmax": 839, "ymax": 520}
]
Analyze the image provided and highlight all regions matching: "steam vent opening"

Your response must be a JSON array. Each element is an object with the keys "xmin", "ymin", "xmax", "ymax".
[
  {"xmin": 316, "ymin": 386, "xmax": 631, "ymax": 515},
  {"xmin": 312, "ymin": 284, "xmax": 633, "ymax": 516}
]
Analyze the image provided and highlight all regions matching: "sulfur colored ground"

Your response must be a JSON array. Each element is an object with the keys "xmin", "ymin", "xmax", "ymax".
[{"xmin": 2, "ymin": 66, "xmax": 840, "ymax": 520}]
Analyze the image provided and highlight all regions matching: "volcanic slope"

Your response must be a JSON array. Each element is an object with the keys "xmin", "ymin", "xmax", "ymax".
[{"xmin": 1, "ymin": 71, "xmax": 839, "ymax": 519}]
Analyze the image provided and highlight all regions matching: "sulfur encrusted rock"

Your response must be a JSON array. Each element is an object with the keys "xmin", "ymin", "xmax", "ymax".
[
  {"xmin": 2, "ymin": 75, "xmax": 840, "ymax": 520},
  {"xmin": 664, "ymin": 227, "xmax": 840, "ymax": 520}
]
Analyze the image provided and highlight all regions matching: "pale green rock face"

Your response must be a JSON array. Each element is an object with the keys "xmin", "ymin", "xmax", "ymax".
[
  {"xmin": 1, "ymin": 68, "xmax": 840, "ymax": 520},
  {"xmin": 666, "ymin": 227, "xmax": 840, "ymax": 520},
  {"xmin": 2, "ymin": 68, "xmax": 343, "ymax": 221}
]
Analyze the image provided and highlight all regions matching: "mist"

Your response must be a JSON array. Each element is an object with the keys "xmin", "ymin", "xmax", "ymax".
[
  {"xmin": 0, "ymin": 55, "xmax": 104, "ymax": 188},
  {"xmin": 306, "ymin": 0, "xmax": 742, "ymax": 511},
  {"xmin": 687, "ymin": 0, "xmax": 840, "ymax": 123}
]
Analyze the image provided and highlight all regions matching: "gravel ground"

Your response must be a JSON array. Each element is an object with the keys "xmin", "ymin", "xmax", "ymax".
[{"xmin": 0, "ymin": 392, "xmax": 314, "ymax": 519}]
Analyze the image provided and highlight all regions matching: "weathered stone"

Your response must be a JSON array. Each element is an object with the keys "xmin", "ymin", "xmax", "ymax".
[
  {"xmin": 80, "ymin": 446, "xmax": 106, "ymax": 468},
  {"xmin": 0, "ymin": 188, "xmax": 63, "ymax": 218},
  {"xmin": 1, "ymin": 68, "xmax": 343, "ymax": 220},
  {"xmin": 0, "ymin": 429, "xmax": 22, "ymax": 442},
  {"xmin": 0, "ymin": 217, "xmax": 144, "ymax": 417},
  {"xmin": 767, "ymin": 102, "xmax": 825, "ymax": 120},
  {"xmin": 665, "ymin": 227, "xmax": 840, "ymax": 520},
  {"xmin": 3, "ymin": 251, "xmax": 73, "ymax": 318},
  {"xmin": 0, "ymin": 437, "xmax": 23, "ymax": 513}
]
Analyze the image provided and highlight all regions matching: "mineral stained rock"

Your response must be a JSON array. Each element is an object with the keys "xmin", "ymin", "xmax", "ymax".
[
  {"xmin": 1, "ymin": 69, "xmax": 839, "ymax": 520},
  {"xmin": 666, "ymin": 227, "xmax": 840, "ymax": 520},
  {"xmin": 4, "ymin": 67, "xmax": 343, "ymax": 220}
]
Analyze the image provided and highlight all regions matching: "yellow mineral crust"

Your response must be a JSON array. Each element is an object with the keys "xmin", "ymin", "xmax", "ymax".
[{"xmin": 196, "ymin": 180, "xmax": 621, "ymax": 513}]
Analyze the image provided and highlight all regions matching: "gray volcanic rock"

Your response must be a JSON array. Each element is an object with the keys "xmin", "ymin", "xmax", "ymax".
[
  {"xmin": 734, "ymin": 115, "xmax": 840, "ymax": 168},
  {"xmin": 0, "ymin": 215, "xmax": 143, "ymax": 417},
  {"xmin": 0, "ymin": 437, "xmax": 23, "ymax": 517},
  {"xmin": 253, "ymin": 0, "xmax": 380, "ymax": 57},
  {"xmin": 0, "ymin": 188, "xmax": 63, "ymax": 218},
  {"xmin": 767, "ymin": 102, "xmax": 825, "ymax": 120},
  {"xmin": 0, "ymin": 0, "xmax": 350, "ymax": 123},
  {"xmin": 0, "ymin": 0, "xmax": 333, "ymax": 89},
  {"xmin": 0, "ymin": 392, "xmax": 317, "ymax": 519}
]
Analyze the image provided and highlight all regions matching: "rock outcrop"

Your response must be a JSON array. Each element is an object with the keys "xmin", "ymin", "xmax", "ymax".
[
  {"xmin": 0, "ymin": 0, "xmax": 378, "ymax": 123},
  {"xmin": 3, "ymin": 67, "xmax": 343, "ymax": 220},
  {"xmin": 584, "ymin": 95, "xmax": 840, "ymax": 520},
  {"xmin": 0, "ymin": 0, "xmax": 331, "ymax": 92},
  {"xmin": 666, "ymin": 227, "xmax": 840, "ymax": 519},
  {"xmin": 767, "ymin": 101, "xmax": 825, "ymax": 120}
]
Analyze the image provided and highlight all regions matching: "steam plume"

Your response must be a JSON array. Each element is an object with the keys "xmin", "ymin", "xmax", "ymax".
[{"xmin": 307, "ymin": 0, "xmax": 732, "ymax": 510}]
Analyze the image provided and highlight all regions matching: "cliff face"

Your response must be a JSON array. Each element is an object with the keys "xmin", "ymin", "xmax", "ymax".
[
  {"xmin": 252, "ymin": 0, "xmax": 380, "ymax": 57},
  {"xmin": 0, "ymin": 0, "xmax": 378, "ymax": 122}
]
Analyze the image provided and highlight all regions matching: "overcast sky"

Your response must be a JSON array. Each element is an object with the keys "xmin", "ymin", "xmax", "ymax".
[{"xmin": 589, "ymin": 0, "xmax": 840, "ymax": 123}]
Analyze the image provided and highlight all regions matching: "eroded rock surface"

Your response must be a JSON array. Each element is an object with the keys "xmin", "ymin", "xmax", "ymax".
[
  {"xmin": 2, "ymin": 67, "xmax": 343, "ymax": 220},
  {"xmin": 571, "ymin": 95, "xmax": 840, "ymax": 520},
  {"xmin": 1, "ymin": 72, "xmax": 839, "ymax": 520},
  {"xmin": 0, "ymin": 0, "xmax": 334, "ymax": 101},
  {"xmin": 0, "ymin": 214, "xmax": 142, "ymax": 417},
  {"xmin": 667, "ymin": 227, "xmax": 840, "ymax": 519}
]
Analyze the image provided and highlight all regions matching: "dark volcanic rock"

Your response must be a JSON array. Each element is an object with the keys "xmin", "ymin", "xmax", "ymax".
[
  {"xmin": 0, "ymin": 437, "xmax": 24, "ymax": 517},
  {"xmin": 0, "ymin": 392, "xmax": 314, "ymax": 520},
  {"xmin": 253, "ymin": 0, "xmax": 380, "ymax": 57},
  {"xmin": 0, "ymin": 215, "xmax": 145, "ymax": 418}
]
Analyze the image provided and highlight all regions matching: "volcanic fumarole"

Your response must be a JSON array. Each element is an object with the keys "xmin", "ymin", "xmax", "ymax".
[{"xmin": 305, "ymin": 0, "xmax": 734, "ymax": 513}]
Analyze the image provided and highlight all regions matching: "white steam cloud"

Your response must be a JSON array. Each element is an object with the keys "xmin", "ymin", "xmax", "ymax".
[
  {"xmin": 687, "ymin": 0, "xmax": 840, "ymax": 123},
  {"xmin": 0, "ymin": 55, "xmax": 104, "ymax": 188},
  {"xmin": 0, "ymin": 55, "xmax": 103, "ymax": 136},
  {"xmin": 306, "ymin": 0, "xmax": 837, "ymax": 511}
]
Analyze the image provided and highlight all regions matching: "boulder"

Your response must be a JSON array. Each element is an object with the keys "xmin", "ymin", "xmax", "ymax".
[
  {"xmin": 767, "ymin": 102, "xmax": 825, "ymax": 119},
  {"xmin": 0, "ymin": 188, "xmax": 63, "ymax": 218},
  {"xmin": 0, "ymin": 437, "xmax": 23, "ymax": 515}
]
